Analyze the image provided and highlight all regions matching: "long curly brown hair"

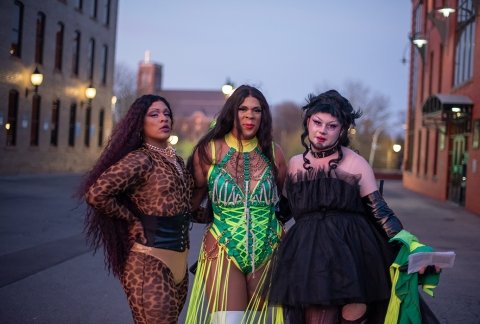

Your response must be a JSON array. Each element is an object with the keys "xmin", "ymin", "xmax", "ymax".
[
  {"xmin": 77, "ymin": 94, "xmax": 172, "ymax": 277},
  {"xmin": 188, "ymin": 85, "xmax": 277, "ymax": 178}
]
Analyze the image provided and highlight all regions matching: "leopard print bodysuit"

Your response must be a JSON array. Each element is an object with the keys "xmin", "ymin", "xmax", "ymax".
[{"xmin": 86, "ymin": 146, "xmax": 193, "ymax": 324}]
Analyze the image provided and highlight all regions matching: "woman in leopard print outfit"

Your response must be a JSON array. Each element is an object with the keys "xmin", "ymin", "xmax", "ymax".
[{"xmin": 78, "ymin": 94, "xmax": 193, "ymax": 324}]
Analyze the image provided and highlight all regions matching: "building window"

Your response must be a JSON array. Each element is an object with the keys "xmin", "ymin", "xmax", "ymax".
[
  {"xmin": 473, "ymin": 120, "xmax": 480, "ymax": 149},
  {"xmin": 102, "ymin": 0, "xmax": 111, "ymax": 26},
  {"xmin": 54, "ymin": 22, "xmax": 64, "ymax": 71},
  {"xmin": 72, "ymin": 31, "xmax": 81, "ymax": 76},
  {"xmin": 416, "ymin": 130, "xmax": 422, "ymax": 175},
  {"xmin": 10, "ymin": 1, "xmax": 24, "ymax": 57},
  {"xmin": 30, "ymin": 95, "xmax": 41, "ymax": 146},
  {"xmin": 98, "ymin": 109, "xmax": 105, "ymax": 146},
  {"xmin": 424, "ymin": 129, "xmax": 429, "ymax": 176},
  {"xmin": 6, "ymin": 90, "xmax": 19, "ymax": 146},
  {"xmin": 406, "ymin": 131, "xmax": 414, "ymax": 172},
  {"xmin": 84, "ymin": 105, "xmax": 92, "ymax": 147},
  {"xmin": 51, "ymin": 100, "xmax": 60, "ymax": 146},
  {"xmin": 100, "ymin": 44, "xmax": 108, "ymax": 84},
  {"xmin": 454, "ymin": 0, "xmax": 476, "ymax": 86},
  {"xmin": 68, "ymin": 103, "xmax": 77, "ymax": 147},
  {"xmin": 74, "ymin": 0, "xmax": 83, "ymax": 10},
  {"xmin": 91, "ymin": 0, "xmax": 98, "ymax": 18},
  {"xmin": 35, "ymin": 12, "xmax": 46, "ymax": 64},
  {"xmin": 88, "ymin": 38, "xmax": 95, "ymax": 81},
  {"xmin": 433, "ymin": 130, "xmax": 439, "ymax": 177},
  {"xmin": 439, "ymin": 125, "xmax": 446, "ymax": 150}
]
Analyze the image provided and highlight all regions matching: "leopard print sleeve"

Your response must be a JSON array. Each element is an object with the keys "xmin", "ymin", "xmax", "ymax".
[{"xmin": 86, "ymin": 150, "xmax": 153, "ymax": 222}]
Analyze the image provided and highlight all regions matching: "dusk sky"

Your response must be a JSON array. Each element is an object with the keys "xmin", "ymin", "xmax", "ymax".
[{"xmin": 115, "ymin": 1, "xmax": 412, "ymax": 115}]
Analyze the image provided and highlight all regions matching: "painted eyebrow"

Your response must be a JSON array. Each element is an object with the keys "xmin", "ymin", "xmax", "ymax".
[
  {"xmin": 148, "ymin": 108, "xmax": 169, "ymax": 113},
  {"xmin": 239, "ymin": 105, "xmax": 261, "ymax": 108},
  {"xmin": 311, "ymin": 117, "xmax": 338, "ymax": 123}
]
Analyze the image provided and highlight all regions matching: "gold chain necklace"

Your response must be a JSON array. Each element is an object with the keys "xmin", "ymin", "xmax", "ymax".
[{"xmin": 144, "ymin": 143, "xmax": 176, "ymax": 158}]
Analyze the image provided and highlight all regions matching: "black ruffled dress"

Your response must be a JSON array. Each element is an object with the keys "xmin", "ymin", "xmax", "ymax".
[{"xmin": 268, "ymin": 169, "xmax": 393, "ymax": 309}]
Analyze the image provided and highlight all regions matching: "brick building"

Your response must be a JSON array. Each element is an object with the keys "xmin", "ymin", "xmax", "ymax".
[
  {"xmin": 404, "ymin": 0, "xmax": 480, "ymax": 215},
  {"xmin": 0, "ymin": 0, "xmax": 118, "ymax": 175}
]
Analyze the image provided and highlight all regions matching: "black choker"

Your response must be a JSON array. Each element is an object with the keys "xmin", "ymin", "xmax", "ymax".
[{"xmin": 310, "ymin": 144, "xmax": 338, "ymax": 159}]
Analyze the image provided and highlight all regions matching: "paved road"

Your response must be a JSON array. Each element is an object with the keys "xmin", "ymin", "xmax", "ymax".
[{"xmin": 0, "ymin": 174, "xmax": 479, "ymax": 323}]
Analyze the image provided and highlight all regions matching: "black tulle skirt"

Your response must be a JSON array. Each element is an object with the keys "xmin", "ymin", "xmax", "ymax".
[{"xmin": 268, "ymin": 210, "xmax": 392, "ymax": 307}]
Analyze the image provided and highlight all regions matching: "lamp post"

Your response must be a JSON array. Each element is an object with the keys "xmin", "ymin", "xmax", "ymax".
[
  {"xmin": 410, "ymin": 1, "xmax": 456, "ymax": 60},
  {"xmin": 368, "ymin": 126, "xmax": 383, "ymax": 167},
  {"xmin": 392, "ymin": 144, "xmax": 403, "ymax": 170}
]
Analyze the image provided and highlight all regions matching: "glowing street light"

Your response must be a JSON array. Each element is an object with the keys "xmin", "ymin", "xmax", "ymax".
[
  {"xmin": 393, "ymin": 144, "xmax": 402, "ymax": 153},
  {"xmin": 168, "ymin": 135, "xmax": 179, "ymax": 145},
  {"xmin": 222, "ymin": 78, "xmax": 235, "ymax": 98}
]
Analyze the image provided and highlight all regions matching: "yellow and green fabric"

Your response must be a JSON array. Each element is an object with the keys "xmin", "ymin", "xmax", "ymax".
[{"xmin": 385, "ymin": 230, "xmax": 440, "ymax": 324}]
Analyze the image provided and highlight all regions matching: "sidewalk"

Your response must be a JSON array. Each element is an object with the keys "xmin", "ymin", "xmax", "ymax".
[{"xmin": 0, "ymin": 174, "xmax": 479, "ymax": 323}]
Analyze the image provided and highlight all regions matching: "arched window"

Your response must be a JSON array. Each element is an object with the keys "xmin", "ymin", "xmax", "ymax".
[
  {"xmin": 30, "ymin": 95, "xmax": 41, "ymax": 146},
  {"xmin": 6, "ymin": 90, "xmax": 19, "ymax": 146},
  {"xmin": 10, "ymin": 1, "xmax": 24, "ymax": 57},
  {"xmin": 55, "ymin": 22, "xmax": 64, "ymax": 71},
  {"xmin": 68, "ymin": 103, "xmax": 77, "ymax": 147},
  {"xmin": 51, "ymin": 100, "xmax": 60, "ymax": 146},
  {"xmin": 454, "ymin": 0, "xmax": 476, "ymax": 86},
  {"xmin": 72, "ymin": 31, "xmax": 81, "ymax": 76},
  {"xmin": 35, "ymin": 12, "xmax": 46, "ymax": 64},
  {"xmin": 98, "ymin": 108, "xmax": 105, "ymax": 147}
]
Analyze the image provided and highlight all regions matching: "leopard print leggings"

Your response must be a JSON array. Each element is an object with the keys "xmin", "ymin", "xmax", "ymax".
[{"xmin": 121, "ymin": 251, "xmax": 188, "ymax": 324}]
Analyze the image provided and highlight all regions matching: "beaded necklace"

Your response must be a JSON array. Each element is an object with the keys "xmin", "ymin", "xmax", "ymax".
[{"xmin": 224, "ymin": 132, "xmax": 259, "ymax": 274}]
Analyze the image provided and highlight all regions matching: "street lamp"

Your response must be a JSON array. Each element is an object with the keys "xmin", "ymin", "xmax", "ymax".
[
  {"xmin": 85, "ymin": 83, "xmax": 97, "ymax": 103},
  {"xmin": 168, "ymin": 135, "xmax": 179, "ymax": 145},
  {"xmin": 25, "ymin": 66, "xmax": 44, "ymax": 97},
  {"xmin": 393, "ymin": 144, "xmax": 402, "ymax": 153},
  {"xmin": 222, "ymin": 78, "xmax": 235, "ymax": 98}
]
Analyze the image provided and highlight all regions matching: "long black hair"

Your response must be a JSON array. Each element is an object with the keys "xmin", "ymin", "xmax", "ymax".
[
  {"xmin": 300, "ymin": 89, "xmax": 362, "ymax": 170},
  {"xmin": 77, "ymin": 94, "xmax": 172, "ymax": 277},
  {"xmin": 188, "ymin": 85, "xmax": 277, "ymax": 178}
]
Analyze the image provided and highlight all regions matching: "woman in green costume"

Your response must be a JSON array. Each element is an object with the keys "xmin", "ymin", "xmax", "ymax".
[{"xmin": 186, "ymin": 85, "xmax": 288, "ymax": 323}]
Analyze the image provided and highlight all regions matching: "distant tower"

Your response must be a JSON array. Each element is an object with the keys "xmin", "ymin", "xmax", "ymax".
[{"xmin": 137, "ymin": 50, "xmax": 163, "ymax": 96}]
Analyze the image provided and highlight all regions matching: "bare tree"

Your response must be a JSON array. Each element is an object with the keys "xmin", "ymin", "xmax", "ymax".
[
  {"xmin": 272, "ymin": 101, "xmax": 304, "ymax": 159},
  {"xmin": 113, "ymin": 62, "xmax": 137, "ymax": 123}
]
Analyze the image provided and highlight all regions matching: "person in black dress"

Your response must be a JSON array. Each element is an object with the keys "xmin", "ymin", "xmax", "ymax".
[{"xmin": 267, "ymin": 90, "xmax": 404, "ymax": 323}]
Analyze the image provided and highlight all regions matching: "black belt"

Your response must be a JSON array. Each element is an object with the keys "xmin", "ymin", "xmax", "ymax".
[{"xmin": 138, "ymin": 212, "xmax": 190, "ymax": 252}]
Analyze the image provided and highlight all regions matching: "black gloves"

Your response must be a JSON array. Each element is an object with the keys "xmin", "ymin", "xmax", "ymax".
[
  {"xmin": 275, "ymin": 195, "xmax": 292, "ymax": 225},
  {"xmin": 362, "ymin": 190, "xmax": 403, "ymax": 239}
]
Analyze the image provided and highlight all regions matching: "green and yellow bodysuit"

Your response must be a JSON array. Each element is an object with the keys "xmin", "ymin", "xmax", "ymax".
[{"xmin": 186, "ymin": 133, "xmax": 284, "ymax": 324}]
